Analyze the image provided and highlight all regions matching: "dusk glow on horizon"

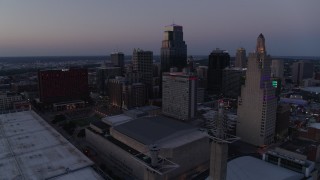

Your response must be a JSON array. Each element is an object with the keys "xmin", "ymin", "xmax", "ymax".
[{"xmin": 0, "ymin": 0, "xmax": 319, "ymax": 57}]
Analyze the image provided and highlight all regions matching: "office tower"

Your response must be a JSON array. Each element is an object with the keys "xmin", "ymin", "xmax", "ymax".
[
  {"xmin": 207, "ymin": 48, "xmax": 230, "ymax": 95},
  {"xmin": 38, "ymin": 68, "xmax": 89, "ymax": 104},
  {"xmin": 122, "ymin": 83, "xmax": 146, "ymax": 110},
  {"xmin": 96, "ymin": 66, "xmax": 121, "ymax": 95},
  {"xmin": 160, "ymin": 24, "xmax": 187, "ymax": 73},
  {"xmin": 235, "ymin": 47, "xmax": 247, "ymax": 68},
  {"xmin": 162, "ymin": 72, "xmax": 197, "ymax": 121},
  {"xmin": 271, "ymin": 59, "xmax": 284, "ymax": 79},
  {"xmin": 108, "ymin": 76, "xmax": 126, "ymax": 108},
  {"xmin": 196, "ymin": 66, "xmax": 208, "ymax": 89},
  {"xmin": 132, "ymin": 48, "xmax": 153, "ymax": 98},
  {"xmin": 292, "ymin": 60, "xmax": 314, "ymax": 86},
  {"xmin": 237, "ymin": 34, "xmax": 277, "ymax": 146},
  {"xmin": 222, "ymin": 67, "xmax": 246, "ymax": 99},
  {"xmin": 111, "ymin": 52, "xmax": 125, "ymax": 69}
]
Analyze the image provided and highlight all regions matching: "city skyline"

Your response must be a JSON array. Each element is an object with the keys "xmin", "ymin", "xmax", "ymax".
[{"xmin": 0, "ymin": 1, "xmax": 319, "ymax": 57}]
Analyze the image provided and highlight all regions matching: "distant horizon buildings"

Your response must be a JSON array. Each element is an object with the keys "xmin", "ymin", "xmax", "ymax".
[{"xmin": 237, "ymin": 34, "xmax": 277, "ymax": 146}]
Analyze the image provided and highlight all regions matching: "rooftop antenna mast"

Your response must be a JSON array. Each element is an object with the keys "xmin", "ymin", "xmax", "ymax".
[{"xmin": 207, "ymin": 100, "xmax": 239, "ymax": 180}]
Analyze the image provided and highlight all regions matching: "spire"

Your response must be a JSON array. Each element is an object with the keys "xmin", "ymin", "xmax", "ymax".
[{"xmin": 256, "ymin": 33, "xmax": 266, "ymax": 54}]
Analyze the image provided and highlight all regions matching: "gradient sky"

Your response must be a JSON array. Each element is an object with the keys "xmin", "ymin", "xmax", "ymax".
[{"xmin": 0, "ymin": 0, "xmax": 319, "ymax": 57}]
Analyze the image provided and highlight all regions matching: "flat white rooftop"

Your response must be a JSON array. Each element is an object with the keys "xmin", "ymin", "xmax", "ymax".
[
  {"xmin": 102, "ymin": 114, "xmax": 133, "ymax": 126},
  {"xmin": 0, "ymin": 110, "xmax": 103, "ymax": 180},
  {"xmin": 227, "ymin": 156, "xmax": 304, "ymax": 180}
]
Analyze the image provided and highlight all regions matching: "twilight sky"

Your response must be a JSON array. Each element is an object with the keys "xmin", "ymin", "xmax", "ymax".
[{"xmin": 0, "ymin": 0, "xmax": 319, "ymax": 57}]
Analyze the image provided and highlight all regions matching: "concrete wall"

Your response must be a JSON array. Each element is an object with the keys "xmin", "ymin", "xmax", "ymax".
[{"xmin": 86, "ymin": 128, "xmax": 146, "ymax": 179}]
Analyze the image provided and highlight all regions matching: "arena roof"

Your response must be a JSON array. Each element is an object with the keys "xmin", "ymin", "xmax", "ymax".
[
  {"xmin": 113, "ymin": 116, "xmax": 198, "ymax": 145},
  {"xmin": 227, "ymin": 156, "xmax": 304, "ymax": 180},
  {"xmin": 0, "ymin": 110, "xmax": 103, "ymax": 180}
]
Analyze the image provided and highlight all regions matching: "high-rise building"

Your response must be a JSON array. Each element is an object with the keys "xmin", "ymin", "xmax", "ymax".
[
  {"xmin": 196, "ymin": 66, "xmax": 208, "ymax": 89},
  {"xmin": 122, "ymin": 83, "xmax": 146, "ymax": 110},
  {"xmin": 235, "ymin": 48, "xmax": 247, "ymax": 68},
  {"xmin": 132, "ymin": 48, "xmax": 153, "ymax": 98},
  {"xmin": 271, "ymin": 59, "xmax": 284, "ymax": 79},
  {"xmin": 108, "ymin": 76, "xmax": 126, "ymax": 108},
  {"xmin": 38, "ymin": 68, "xmax": 89, "ymax": 104},
  {"xmin": 292, "ymin": 60, "xmax": 314, "ymax": 86},
  {"xmin": 111, "ymin": 52, "xmax": 125, "ymax": 69},
  {"xmin": 160, "ymin": 24, "xmax": 187, "ymax": 73},
  {"xmin": 162, "ymin": 72, "xmax": 197, "ymax": 121},
  {"xmin": 96, "ymin": 66, "xmax": 121, "ymax": 95},
  {"xmin": 237, "ymin": 34, "xmax": 277, "ymax": 146},
  {"xmin": 222, "ymin": 67, "xmax": 246, "ymax": 99},
  {"xmin": 207, "ymin": 48, "xmax": 230, "ymax": 95}
]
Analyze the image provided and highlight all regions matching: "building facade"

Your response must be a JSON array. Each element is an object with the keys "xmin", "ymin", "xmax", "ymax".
[
  {"xmin": 107, "ymin": 76, "xmax": 126, "ymax": 108},
  {"xmin": 271, "ymin": 59, "xmax": 284, "ymax": 79},
  {"xmin": 0, "ymin": 92, "xmax": 22, "ymax": 111},
  {"xmin": 132, "ymin": 49, "xmax": 153, "ymax": 98},
  {"xmin": 235, "ymin": 47, "xmax": 247, "ymax": 68},
  {"xmin": 111, "ymin": 52, "xmax": 125, "ymax": 68},
  {"xmin": 237, "ymin": 34, "xmax": 277, "ymax": 146},
  {"xmin": 122, "ymin": 83, "xmax": 146, "ymax": 110},
  {"xmin": 96, "ymin": 66, "xmax": 122, "ymax": 95},
  {"xmin": 292, "ymin": 61, "xmax": 314, "ymax": 86},
  {"xmin": 207, "ymin": 49, "xmax": 230, "ymax": 95},
  {"xmin": 162, "ymin": 72, "xmax": 197, "ymax": 121},
  {"xmin": 38, "ymin": 68, "xmax": 89, "ymax": 104},
  {"xmin": 222, "ymin": 67, "xmax": 246, "ymax": 99}
]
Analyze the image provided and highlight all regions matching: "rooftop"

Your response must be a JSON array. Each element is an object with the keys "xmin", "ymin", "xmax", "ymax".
[
  {"xmin": 112, "ymin": 116, "xmax": 198, "ymax": 145},
  {"xmin": 227, "ymin": 156, "xmax": 304, "ymax": 180},
  {"xmin": 0, "ymin": 110, "xmax": 103, "ymax": 180},
  {"xmin": 301, "ymin": 87, "xmax": 320, "ymax": 93},
  {"xmin": 101, "ymin": 114, "xmax": 133, "ymax": 126}
]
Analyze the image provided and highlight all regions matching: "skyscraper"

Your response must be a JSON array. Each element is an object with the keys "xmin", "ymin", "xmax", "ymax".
[
  {"xmin": 207, "ymin": 48, "xmax": 230, "ymax": 95},
  {"xmin": 271, "ymin": 59, "xmax": 284, "ymax": 79},
  {"xmin": 160, "ymin": 24, "xmax": 187, "ymax": 73},
  {"xmin": 235, "ymin": 47, "xmax": 247, "ymax": 68},
  {"xmin": 291, "ymin": 60, "xmax": 314, "ymax": 86},
  {"xmin": 162, "ymin": 72, "xmax": 197, "ymax": 121},
  {"xmin": 237, "ymin": 34, "xmax": 277, "ymax": 146},
  {"xmin": 132, "ymin": 48, "xmax": 153, "ymax": 98}
]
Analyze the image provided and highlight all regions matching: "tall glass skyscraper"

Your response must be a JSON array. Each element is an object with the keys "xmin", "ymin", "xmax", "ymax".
[{"xmin": 160, "ymin": 24, "xmax": 187, "ymax": 73}]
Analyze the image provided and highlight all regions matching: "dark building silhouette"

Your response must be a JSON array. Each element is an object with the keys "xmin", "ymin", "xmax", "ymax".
[
  {"xmin": 207, "ymin": 48, "xmax": 230, "ymax": 95},
  {"xmin": 111, "ymin": 52, "xmax": 125, "ymax": 73},
  {"xmin": 38, "ymin": 68, "xmax": 89, "ymax": 103},
  {"xmin": 160, "ymin": 24, "xmax": 187, "ymax": 73},
  {"xmin": 132, "ymin": 48, "xmax": 153, "ymax": 98},
  {"xmin": 96, "ymin": 66, "xmax": 121, "ymax": 95}
]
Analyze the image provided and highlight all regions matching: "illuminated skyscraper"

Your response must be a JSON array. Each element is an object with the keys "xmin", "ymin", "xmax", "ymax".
[
  {"xmin": 160, "ymin": 24, "xmax": 187, "ymax": 73},
  {"xmin": 237, "ymin": 34, "xmax": 277, "ymax": 146}
]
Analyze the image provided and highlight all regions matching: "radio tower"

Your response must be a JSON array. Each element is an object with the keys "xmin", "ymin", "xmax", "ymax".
[{"xmin": 207, "ymin": 101, "xmax": 239, "ymax": 180}]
